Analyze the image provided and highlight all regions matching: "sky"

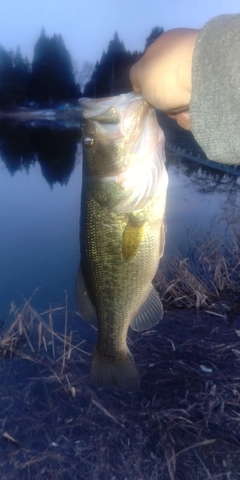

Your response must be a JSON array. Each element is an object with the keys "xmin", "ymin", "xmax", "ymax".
[{"xmin": 0, "ymin": 0, "xmax": 240, "ymax": 74}]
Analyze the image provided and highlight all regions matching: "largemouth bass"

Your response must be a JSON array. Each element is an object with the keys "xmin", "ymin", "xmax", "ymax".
[{"xmin": 76, "ymin": 92, "xmax": 168, "ymax": 390}]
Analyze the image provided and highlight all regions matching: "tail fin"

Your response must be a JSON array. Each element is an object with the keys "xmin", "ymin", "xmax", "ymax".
[{"xmin": 90, "ymin": 347, "xmax": 140, "ymax": 391}]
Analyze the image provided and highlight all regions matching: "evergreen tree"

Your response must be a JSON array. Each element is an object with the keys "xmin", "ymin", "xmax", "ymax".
[
  {"xmin": 108, "ymin": 32, "xmax": 125, "ymax": 55},
  {"xmin": 0, "ymin": 46, "xmax": 14, "ymax": 108},
  {"xmin": 12, "ymin": 47, "xmax": 30, "ymax": 104},
  {"xmin": 84, "ymin": 33, "xmax": 141, "ymax": 97},
  {"xmin": 28, "ymin": 30, "xmax": 80, "ymax": 103}
]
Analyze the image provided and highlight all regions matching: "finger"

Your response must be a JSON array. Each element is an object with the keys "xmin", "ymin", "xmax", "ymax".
[
  {"xmin": 176, "ymin": 111, "xmax": 191, "ymax": 130},
  {"xmin": 166, "ymin": 111, "xmax": 191, "ymax": 131}
]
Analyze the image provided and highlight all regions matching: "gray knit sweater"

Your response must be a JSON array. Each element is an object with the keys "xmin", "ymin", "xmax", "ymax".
[{"xmin": 190, "ymin": 14, "xmax": 240, "ymax": 165}]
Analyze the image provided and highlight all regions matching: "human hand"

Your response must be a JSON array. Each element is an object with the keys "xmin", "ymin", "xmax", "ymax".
[{"xmin": 130, "ymin": 29, "xmax": 199, "ymax": 130}]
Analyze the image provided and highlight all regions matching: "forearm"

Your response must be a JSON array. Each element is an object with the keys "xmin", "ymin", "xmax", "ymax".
[{"xmin": 190, "ymin": 14, "xmax": 240, "ymax": 165}]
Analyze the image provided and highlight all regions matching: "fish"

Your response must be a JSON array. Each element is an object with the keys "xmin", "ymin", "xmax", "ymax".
[{"xmin": 76, "ymin": 92, "xmax": 168, "ymax": 390}]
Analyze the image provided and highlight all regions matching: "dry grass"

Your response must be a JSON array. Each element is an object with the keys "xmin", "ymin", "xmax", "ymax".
[
  {"xmin": 1, "ymin": 306, "xmax": 240, "ymax": 480},
  {"xmin": 0, "ymin": 221, "xmax": 240, "ymax": 479},
  {"xmin": 0, "ymin": 290, "xmax": 90, "ymax": 375},
  {"xmin": 155, "ymin": 216, "xmax": 240, "ymax": 316},
  {"xmin": 155, "ymin": 255, "xmax": 216, "ymax": 311}
]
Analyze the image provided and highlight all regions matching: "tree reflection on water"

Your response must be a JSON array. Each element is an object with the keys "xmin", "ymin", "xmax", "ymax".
[
  {"xmin": 0, "ymin": 120, "xmax": 81, "ymax": 187},
  {"xmin": 166, "ymin": 151, "xmax": 240, "ymax": 197}
]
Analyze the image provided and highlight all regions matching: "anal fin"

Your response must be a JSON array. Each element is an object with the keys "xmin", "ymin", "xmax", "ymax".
[{"xmin": 130, "ymin": 284, "xmax": 163, "ymax": 332}]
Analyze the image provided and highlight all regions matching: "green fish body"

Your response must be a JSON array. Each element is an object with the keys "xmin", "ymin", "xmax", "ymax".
[{"xmin": 76, "ymin": 93, "xmax": 168, "ymax": 390}]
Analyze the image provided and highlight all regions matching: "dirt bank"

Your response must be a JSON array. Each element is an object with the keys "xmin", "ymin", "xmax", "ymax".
[{"xmin": 1, "ymin": 307, "xmax": 240, "ymax": 480}]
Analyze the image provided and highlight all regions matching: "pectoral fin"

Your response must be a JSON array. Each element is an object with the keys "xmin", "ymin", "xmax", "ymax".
[
  {"xmin": 130, "ymin": 284, "xmax": 163, "ymax": 332},
  {"xmin": 122, "ymin": 219, "xmax": 145, "ymax": 260},
  {"xmin": 159, "ymin": 219, "xmax": 166, "ymax": 258},
  {"xmin": 75, "ymin": 265, "xmax": 97, "ymax": 324}
]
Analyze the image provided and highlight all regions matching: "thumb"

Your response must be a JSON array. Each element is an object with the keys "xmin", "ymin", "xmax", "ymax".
[{"xmin": 130, "ymin": 65, "xmax": 141, "ymax": 93}]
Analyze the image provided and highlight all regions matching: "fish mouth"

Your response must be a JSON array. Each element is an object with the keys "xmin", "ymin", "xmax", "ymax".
[
  {"xmin": 80, "ymin": 92, "xmax": 150, "ymax": 139},
  {"xmin": 80, "ymin": 92, "xmax": 145, "ymax": 118},
  {"xmin": 80, "ymin": 93, "xmax": 152, "ymax": 167}
]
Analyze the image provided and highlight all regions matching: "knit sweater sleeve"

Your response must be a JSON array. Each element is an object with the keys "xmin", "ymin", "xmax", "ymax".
[{"xmin": 190, "ymin": 14, "xmax": 240, "ymax": 165}]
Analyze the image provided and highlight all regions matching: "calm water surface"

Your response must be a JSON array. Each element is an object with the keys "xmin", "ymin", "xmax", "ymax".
[{"xmin": 0, "ymin": 121, "xmax": 239, "ymax": 325}]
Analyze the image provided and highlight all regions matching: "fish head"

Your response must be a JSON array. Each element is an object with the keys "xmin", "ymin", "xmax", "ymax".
[
  {"xmin": 80, "ymin": 93, "xmax": 150, "ymax": 177},
  {"xmin": 80, "ymin": 93, "xmax": 167, "ymax": 213},
  {"xmin": 81, "ymin": 114, "xmax": 126, "ymax": 177}
]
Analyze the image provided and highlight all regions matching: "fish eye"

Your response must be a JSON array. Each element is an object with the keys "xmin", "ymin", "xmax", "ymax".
[{"xmin": 83, "ymin": 136, "xmax": 94, "ymax": 147}]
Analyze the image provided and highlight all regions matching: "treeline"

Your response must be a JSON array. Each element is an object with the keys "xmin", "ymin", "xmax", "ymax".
[
  {"xmin": 0, "ymin": 26, "xmax": 163, "ymax": 109},
  {"xmin": 0, "ymin": 29, "xmax": 80, "ymax": 109}
]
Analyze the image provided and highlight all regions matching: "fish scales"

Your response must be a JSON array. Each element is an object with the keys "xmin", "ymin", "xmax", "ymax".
[{"xmin": 76, "ymin": 92, "xmax": 168, "ymax": 390}]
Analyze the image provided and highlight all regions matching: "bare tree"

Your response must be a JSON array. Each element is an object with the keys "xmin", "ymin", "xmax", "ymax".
[{"xmin": 78, "ymin": 61, "xmax": 94, "ymax": 94}]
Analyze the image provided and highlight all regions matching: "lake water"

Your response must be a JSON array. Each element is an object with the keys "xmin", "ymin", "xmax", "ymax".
[{"xmin": 0, "ymin": 119, "xmax": 239, "ymax": 326}]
